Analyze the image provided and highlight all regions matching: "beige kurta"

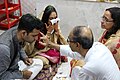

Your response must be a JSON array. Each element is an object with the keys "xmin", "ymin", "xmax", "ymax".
[{"xmin": 99, "ymin": 29, "xmax": 120, "ymax": 69}]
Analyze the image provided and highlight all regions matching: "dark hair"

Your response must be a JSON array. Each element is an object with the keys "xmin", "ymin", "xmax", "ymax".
[
  {"xmin": 18, "ymin": 14, "xmax": 45, "ymax": 34},
  {"xmin": 41, "ymin": 5, "xmax": 57, "ymax": 34},
  {"xmin": 105, "ymin": 7, "xmax": 120, "ymax": 39},
  {"xmin": 72, "ymin": 26, "xmax": 94, "ymax": 49}
]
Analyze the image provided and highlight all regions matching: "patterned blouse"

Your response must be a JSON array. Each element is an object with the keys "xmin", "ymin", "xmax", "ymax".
[{"xmin": 99, "ymin": 30, "xmax": 120, "ymax": 69}]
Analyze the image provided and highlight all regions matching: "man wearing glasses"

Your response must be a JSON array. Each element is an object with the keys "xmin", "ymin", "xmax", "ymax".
[{"xmin": 40, "ymin": 25, "xmax": 120, "ymax": 80}]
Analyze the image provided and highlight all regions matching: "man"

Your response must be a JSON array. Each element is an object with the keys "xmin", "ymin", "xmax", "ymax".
[
  {"xmin": 0, "ymin": 14, "xmax": 44, "ymax": 79},
  {"xmin": 40, "ymin": 26, "xmax": 120, "ymax": 80}
]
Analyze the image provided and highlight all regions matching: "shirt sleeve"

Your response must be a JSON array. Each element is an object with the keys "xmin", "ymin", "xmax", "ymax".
[
  {"xmin": 0, "ymin": 44, "xmax": 23, "ymax": 79},
  {"xmin": 60, "ymin": 45, "xmax": 83, "ymax": 60},
  {"xmin": 71, "ymin": 66, "xmax": 95, "ymax": 80},
  {"xmin": 19, "ymin": 48, "xmax": 28, "ymax": 60}
]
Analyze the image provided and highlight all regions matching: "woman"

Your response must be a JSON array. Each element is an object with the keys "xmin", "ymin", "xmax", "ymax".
[
  {"xmin": 99, "ymin": 7, "xmax": 120, "ymax": 69},
  {"xmin": 24, "ymin": 5, "xmax": 68, "ymax": 79}
]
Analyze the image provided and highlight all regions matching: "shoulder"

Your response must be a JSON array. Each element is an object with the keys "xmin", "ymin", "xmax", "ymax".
[
  {"xmin": 105, "ymin": 35, "xmax": 120, "ymax": 52},
  {"xmin": 0, "ymin": 44, "xmax": 10, "ymax": 57},
  {"xmin": 0, "ymin": 44, "xmax": 10, "ymax": 52},
  {"xmin": 0, "ymin": 27, "xmax": 17, "ymax": 46}
]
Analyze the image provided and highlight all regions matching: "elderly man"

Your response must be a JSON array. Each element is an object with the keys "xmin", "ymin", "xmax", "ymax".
[{"xmin": 40, "ymin": 25, "xmax": 120, "ymax": 80}]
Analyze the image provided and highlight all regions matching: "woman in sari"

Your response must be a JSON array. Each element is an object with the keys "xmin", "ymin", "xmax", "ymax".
[
  {"xmin": 24, "ymin": 5, "xmax": 68, "ymax": 80},
  {"xmin": 99, "ymin": 7, "xmax": 120, "ymax": 69}
]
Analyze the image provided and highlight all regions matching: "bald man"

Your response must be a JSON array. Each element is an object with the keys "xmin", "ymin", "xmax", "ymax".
[{"xmin": 40, "ymin": 26, "xmax": 120, "ymax": 80}]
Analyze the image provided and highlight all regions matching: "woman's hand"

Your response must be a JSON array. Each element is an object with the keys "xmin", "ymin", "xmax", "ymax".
[
  {"xmin": 45, "ymin": 23, "xmax": 54, "ymax": 33},
  {"xmin": 54, "ymin": 22, "xmax": 59, "ymax": 32},
  {"xmin": 53, "ymin": 22, "xmax": 60, "ymax": 35}
]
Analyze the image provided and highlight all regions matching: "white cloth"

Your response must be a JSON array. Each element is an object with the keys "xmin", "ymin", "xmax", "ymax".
[
  {"xmin": 60, "ymin": 42, "xmax": 120, "ymax": 80},
  {"xmin": 18, "ymin": 59, "xmax": 43, "ymax": 80}
]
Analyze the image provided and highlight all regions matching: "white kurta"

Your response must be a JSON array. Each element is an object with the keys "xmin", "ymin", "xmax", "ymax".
[{"xmin": 60, "ymin": 42, "xmax": 120, "ymax": 80}]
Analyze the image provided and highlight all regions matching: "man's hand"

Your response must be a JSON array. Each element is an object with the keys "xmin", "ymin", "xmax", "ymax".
[
  {"xmin": 39, "ymin": 32, "xmax": 60, "ymax": 50},
  {"xmin": 24, "ymin": 58, "xmax": 33, "ymax": 66},
  {"xmin": 39, "ymin": 32, "xmax": 49, "ymax": 46},
  {"xmin": 22, "ymin": 70, "xmax": 32, "ymax": 79}
]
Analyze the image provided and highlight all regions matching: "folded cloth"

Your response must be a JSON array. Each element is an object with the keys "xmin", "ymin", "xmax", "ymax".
[{"xmin": 37, "ymin": 49, "xmax": 60, "ymax": 64}]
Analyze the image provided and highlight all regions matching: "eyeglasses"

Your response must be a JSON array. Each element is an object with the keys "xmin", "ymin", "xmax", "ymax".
[{"xmin": 102, "ymin": 16, "xmax": 113, "ymax": 23}]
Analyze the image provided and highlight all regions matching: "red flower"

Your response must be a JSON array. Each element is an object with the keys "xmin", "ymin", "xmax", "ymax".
[
  {"xmin": 112, "ymin": 49, "xmax": 117, "ymax": 54},
  {"xmin": 116, "ymin": 43, "xmax": 120, "ymax": 49}
]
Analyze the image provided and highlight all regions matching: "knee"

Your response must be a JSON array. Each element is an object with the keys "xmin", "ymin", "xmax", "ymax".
[
  {"xmin": 34, "ymin": 56, "xmax": 49, "ymax": 65},
  {"xmin": 32, "ymin": 58, "xmax": 43, "ymax": 67}
]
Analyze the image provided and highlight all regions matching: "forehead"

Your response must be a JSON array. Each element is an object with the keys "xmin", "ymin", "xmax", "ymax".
[
  {"xmin": 104, "ymin": 11, "xmax": 112, "ymax": 18},
  {"xmin": 29, "ymin": 29, "xmax": 40, "ymax": 35},
  {"xmin": 49, "ymin": 12, "xmax": 57, "ymax": 17},
  {"xmin": 68, "ymin": 30, "xmax": 74, "ymax": 38}
]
